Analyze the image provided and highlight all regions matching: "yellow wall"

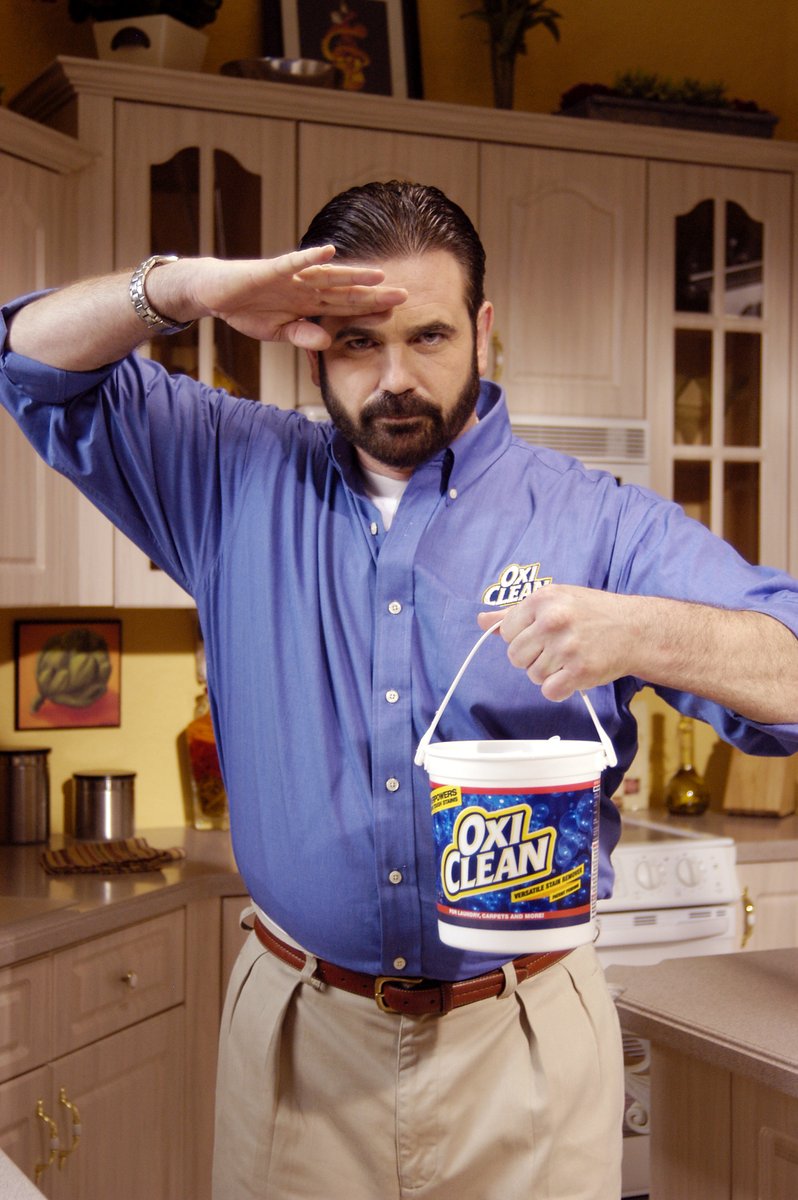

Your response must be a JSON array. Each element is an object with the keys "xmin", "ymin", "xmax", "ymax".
[
  {"xmin": 421, "ymin": 0, "xmax": 798, "ymax": 139},
  {"xmin": 2, "ymin": 1, "xmax": 798, "ymax": 138},
  {"xmin": 0, "ymin": 609, "xmax": 199, "ymax": 833}
]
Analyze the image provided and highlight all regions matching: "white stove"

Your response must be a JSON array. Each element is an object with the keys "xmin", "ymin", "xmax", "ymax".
[{"xmin": 595, "ymin": 812, "xmax": 740, "ymax": 1197}]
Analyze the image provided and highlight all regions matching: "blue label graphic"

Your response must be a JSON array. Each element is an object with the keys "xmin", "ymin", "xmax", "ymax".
[{"xmin": 431, "ymin": 781, "xmax": 599, "ymax": 931}]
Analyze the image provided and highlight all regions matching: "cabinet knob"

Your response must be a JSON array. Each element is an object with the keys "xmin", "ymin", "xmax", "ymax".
[
  {"xmin": 121, "ymin": 969, "xmax": 139, "ymax": 989},
  {"xmin": 740, "ymin": 886, "xmax": 756, "ymax": 948}
]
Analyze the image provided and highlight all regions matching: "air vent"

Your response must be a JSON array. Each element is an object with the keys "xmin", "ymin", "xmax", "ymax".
[
  {"xmin": 632, "ymin": 913, "xmax": 658, "ymax": 927},
  {"xmin": 510, "ymin": 416, "xmax": 649, "ymax": 464}
]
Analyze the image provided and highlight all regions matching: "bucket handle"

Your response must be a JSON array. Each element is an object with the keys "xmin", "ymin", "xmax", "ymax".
[{"xmin": 414, "ymin": 618, "xmax": 618, "ymax": 769}]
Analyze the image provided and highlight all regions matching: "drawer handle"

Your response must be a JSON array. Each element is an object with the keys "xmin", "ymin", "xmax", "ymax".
[
  {"xmin": 58, "ymin": 1088, "xmax": 82, "ymax": 1167},
  {"xmin": 121, "ymin": 970, "xmax": 139, "ymax": 989},
  {"xmin": 34, "ymin": 1099, "xmax": 59, "ymax": 1184},
  {"xmin": 741, "ymin": 886, "xmax": 756, "ymax": 948}
]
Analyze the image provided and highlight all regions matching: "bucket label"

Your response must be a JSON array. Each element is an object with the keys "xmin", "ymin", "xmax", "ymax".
[{"xmin": 431, "ymin": 780, "xmax": 599, "ymax": 933}]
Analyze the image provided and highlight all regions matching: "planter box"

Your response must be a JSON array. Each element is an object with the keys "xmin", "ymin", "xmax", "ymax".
[
  {"xmin": 560, "ymin": 94, "xmax": 778, "ymax": 139},
  {"xmin": 92, "ymin": 15, "xmax": 208, "ymax": 72}
]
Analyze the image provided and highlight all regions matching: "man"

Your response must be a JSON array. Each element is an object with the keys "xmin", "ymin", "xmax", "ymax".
[{"xmin": 3, "ymin": 181, "xmax": 798, "ymax": 1200}]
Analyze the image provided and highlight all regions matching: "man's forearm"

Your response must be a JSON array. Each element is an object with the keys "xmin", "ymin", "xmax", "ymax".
[
  {"xmin": 624, "ymin": 597, "xmax": 798, "ymax": 725},
  {"xmin": 480, "ymin": 585, "xmax": 798, "ymax": 724},
  {"xmin": 7, "ymin": 260, "xmax": 202, "ymax": 371}
]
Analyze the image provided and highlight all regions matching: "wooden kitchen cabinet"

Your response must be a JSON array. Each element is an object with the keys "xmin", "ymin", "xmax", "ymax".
[
  {"xmin": 737, "ymin": 860, "xmax": 798, "ymax": 952},
  {"xmin": 6, "ymin": 57, "xmax": 798, "ymax": 601},
  {"xmin": 0, "ymin": 109, "xmax": 113, "ymax": 607},
  {"xmin": 0, "ymin": 911, "xmax": 188, "ymax": 1199},
  {"xmin": 479, "ymin": 143, "xmax": 646, "ymax": 420},
  {"xmin": 647, "ymin": 163, "xmax": 792, "ymax": 568}
]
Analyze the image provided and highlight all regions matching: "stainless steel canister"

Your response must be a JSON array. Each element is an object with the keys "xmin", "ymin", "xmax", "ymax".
[
  {"xmin": 70, "ymin": 770, "xmax": 135, "ymax": 840},
  {"xmin": 0, "ymin": 748, "xmax": 51, "ymax": 844}
]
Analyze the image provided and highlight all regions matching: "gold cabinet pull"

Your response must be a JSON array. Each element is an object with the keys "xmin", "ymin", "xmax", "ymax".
[
  {"xmin": 741, "ymin": 886, "xmax": 756, "ymax": 948},
  {"xmin": 121, "ymin": 969, "xmax": 139, "ymax": 988},
  {"xmin": 34, "ymin": 1098, "xmax": 59, "ymax": 1184},
  {"xmin": 58, "ymin": 1087, "xmax": 82, "ymax": 1167}
]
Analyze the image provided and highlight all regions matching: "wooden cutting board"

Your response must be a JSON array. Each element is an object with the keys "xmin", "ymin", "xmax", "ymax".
[{"xmin": 722, "ymin": 747, "xmax": 798, "ymax": 816}]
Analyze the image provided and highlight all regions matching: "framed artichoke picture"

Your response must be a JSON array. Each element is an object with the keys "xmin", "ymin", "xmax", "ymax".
[{"xmin": 15, "ymin": 620, "xmax": 121, "ymax": 730}]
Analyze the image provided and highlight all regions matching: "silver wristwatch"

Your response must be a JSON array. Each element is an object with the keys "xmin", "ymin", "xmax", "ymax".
[{"xmin": 129, "ymin": 254, "xmax": 194, "ymax": 335}]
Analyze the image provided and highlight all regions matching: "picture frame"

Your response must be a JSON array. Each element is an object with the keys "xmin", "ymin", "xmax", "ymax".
[
  {"xmin": 14, "ymin": 620, "xmax": 122, "ymax": 731},
  {"xmin": 262, "ymin": 1, "xmax": 423, "ymax": 99}
]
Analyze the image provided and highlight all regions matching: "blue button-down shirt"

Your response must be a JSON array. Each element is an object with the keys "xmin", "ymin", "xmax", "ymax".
[{"xmin": 4, "ymin": 301, "xmax": 798, "ymax": 978}]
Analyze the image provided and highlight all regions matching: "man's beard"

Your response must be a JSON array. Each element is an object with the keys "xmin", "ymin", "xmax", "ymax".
[{"xmin": 318, "ymin": 352, "xmax": 481, "ymax": 470}]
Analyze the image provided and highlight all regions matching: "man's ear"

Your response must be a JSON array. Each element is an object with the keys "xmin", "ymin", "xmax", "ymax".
[
  {"xmin": 475, "ymin": 301, "xmax": 494, "ymax": 377},
  {"xmin": 306, "ymin": 348, "xmax": 321, "ymax": 388}
]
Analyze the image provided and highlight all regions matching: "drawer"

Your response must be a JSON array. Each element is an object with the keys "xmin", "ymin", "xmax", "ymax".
[
  {"xmin": 0, "ymin": 957, "xmax": 51, "ymax": 1083},
  {"xmin": 53, "ymin": 910, "xmax": 185, "ymax": 1056}
]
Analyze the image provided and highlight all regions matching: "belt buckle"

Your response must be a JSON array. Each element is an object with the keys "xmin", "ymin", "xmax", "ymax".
[{"xmin": 374, "ymin": 974, "xmax": 424, "ymax": 1014}]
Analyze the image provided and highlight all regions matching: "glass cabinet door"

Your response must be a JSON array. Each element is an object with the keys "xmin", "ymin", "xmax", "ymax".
[
  {"xmin": 113, "ymin": 103, "xmax": 295, "ymax": 605},
  {"xmin": 648, "ymin": 164, "xmax": 790, "ymax": 568}
]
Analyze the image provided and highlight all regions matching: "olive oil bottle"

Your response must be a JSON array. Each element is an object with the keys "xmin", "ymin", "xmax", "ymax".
[{"xmin": 665, "ymin": 716, "xmax": 710, "ymax": 815}]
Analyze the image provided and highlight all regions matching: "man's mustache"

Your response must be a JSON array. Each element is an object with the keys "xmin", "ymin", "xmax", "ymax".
[{"xmin": 361, "ymin": 391, "xmax": 440, "ymax": 423}]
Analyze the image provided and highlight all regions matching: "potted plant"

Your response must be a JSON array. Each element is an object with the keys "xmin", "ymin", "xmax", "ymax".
[
  {"xmin": 62, "ymin": 1, "xmax": 223, "ymax": 70},
  {"xmin": 462, "ymin": 0, "xmax": 562, "ymax": 110},
  {"xmin": 559, "ymin": 71, "xmax": 778, "ymax": 139}
]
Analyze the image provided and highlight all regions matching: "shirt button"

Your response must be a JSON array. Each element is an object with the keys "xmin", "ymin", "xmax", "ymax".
[
  {"xmin": 449, "ymin": 487, "xmax": 458, "ymax": 500},
  {"xmin": 385, "ymin": 689, "xmax": 399, "ymax": 704},
  {"xmin": 386, "ymin": 777, "xmax": 400, "ymax": 792},
  {"xmin": 393, "ymin": 957, "xmax": 407, "ymax": 971},
  {"xmin": 388, "ymin": 600, "xmax": 402, "ymax": 615},
  {"xmin": 388, "ymin": 869, "xmax": 403, "ymax": 885},
  {"xmin": 370, "ymin": 521, "xmax": 379, "ymax": 535}
]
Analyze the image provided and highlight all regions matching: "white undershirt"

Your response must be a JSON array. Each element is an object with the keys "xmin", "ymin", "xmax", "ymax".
[{"xmin": 361, "ymin": 466, "xmax": 410, "ymax": 531}]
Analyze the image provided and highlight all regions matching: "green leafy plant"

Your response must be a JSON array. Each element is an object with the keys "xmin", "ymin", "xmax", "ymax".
[
  {"xmin": 463, "ymin": 0, "xmax": 562, "ymax": 61},
  {"xmin": 561, "ymin": 71, "xmax": 768, "ymax": 115},
  {"xmin": 463, "ymin": 1, "xmax": 563, "ymax": 109}
]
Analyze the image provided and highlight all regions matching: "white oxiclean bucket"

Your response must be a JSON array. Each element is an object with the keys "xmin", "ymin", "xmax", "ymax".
[{"xmin": 415, "ymin": 621, "xmax": 617, "ymax": 955}]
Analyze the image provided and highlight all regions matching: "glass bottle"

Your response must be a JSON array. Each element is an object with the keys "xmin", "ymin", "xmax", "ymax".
[
  {"xmin": 665, "ymin": 717, "xmax": 710, "ymax": 815},
  {"xmin": 186, "ymin": 688, "xmax": 229, "ymax": 831}
]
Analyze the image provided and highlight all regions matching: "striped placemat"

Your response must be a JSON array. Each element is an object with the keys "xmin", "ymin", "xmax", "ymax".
[{"xmin": 41, "ymin": 837, "xmax": 186, "ymax": 875}]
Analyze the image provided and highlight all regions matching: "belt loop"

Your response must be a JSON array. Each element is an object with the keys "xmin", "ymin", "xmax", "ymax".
[
  {"xmin": 299, "ymin": 952, "xmax": 324, "ymax": 991},
  {"xmin": 499, "ymin": 961, "xmax": 519, "ymax": 999}
]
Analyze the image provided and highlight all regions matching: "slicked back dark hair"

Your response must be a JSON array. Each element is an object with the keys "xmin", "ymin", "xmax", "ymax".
[{"xmin": 299, "ymin": 180, "xmax": 486, "ymax": 321}]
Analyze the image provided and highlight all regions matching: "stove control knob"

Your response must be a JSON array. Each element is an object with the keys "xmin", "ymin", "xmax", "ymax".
[
  {"xmin": 676, "ymin": 856, "xmax": 701, "ymax": 887},
  {"xmin": 634, "ymin": 859, "xmax": 659, "ymax": 890}
]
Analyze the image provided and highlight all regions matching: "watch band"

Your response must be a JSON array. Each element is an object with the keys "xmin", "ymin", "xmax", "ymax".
[{"xmin": 128, "ymin": 254, "xmax": 194, "ymax": 335}]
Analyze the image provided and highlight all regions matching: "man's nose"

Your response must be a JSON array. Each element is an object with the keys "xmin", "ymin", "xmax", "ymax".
[{"xmin": 377, "ymin": 345, "xmax": 416, "ymax": 394}]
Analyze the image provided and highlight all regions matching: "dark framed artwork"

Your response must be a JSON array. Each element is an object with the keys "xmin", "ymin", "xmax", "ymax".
[
  {"xmin": 15, "ymin": 620, "xmax": 122, "ymax": 731},
  {"xmin": 262, "ymin": 1, "xmax": 423, "ymax": 99}
]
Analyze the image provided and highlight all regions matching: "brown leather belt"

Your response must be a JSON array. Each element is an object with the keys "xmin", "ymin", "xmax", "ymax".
[{"xmin": 253, "ymin": 917, "xmax": 571, "ymax": 1016}]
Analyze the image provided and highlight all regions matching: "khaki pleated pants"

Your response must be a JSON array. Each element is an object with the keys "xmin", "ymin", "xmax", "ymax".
[{"xmin": 213, "ymin": 928, "xmax": 624, "ymax": 1200}]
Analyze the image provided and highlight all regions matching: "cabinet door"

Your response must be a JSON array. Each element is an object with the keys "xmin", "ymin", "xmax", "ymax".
[
  {"xmin": 0, "ymin": 1066, "xmax": 58, "ymax": 1196},
  {"xmin": 738, "ymin": 861, "xmax": 798, "ymax": 952},
  {"xmin": 0, "ymin": 147, "xmax": 113, "ymax": 606},
  {"xmin": 478, "ymin": 144, "xmax": 646, "ymax": 419},
  {"xmin": 113, "ymin": 102, "xmax": 296, "ymax": 606},
  {"xmin": 647, "ymin": 163, "xmax": 791, "ymax": 568},
  {"xmin": 732, "ymin": 1076, "xmax": 798, "ymax": 1200},
  {"xmin": 296, "ymin": 123, "xmax": 479, "ymax": 410},
  {"xmin": 54, "ymin": 1007, "xmax": 184, "ymax": 1200}
]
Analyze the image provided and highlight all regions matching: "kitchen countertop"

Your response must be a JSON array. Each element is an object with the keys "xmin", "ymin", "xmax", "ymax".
[
  {"xmin": 607, "ymin": 947, "xmax": 798, "ymax": 1099},
  {"xmin": 624, "ymin": 805, "xmax": 798, "ymax": 862},
  {"xmin": 0, "ymin": 827, "xmax": 244, "ymax": 968},
  {"xmin": 0, "ymin": 810, "xmax": 795, "ymax": 967}
]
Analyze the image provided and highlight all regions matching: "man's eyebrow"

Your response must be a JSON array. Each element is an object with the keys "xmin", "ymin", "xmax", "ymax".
[{"xmin": 332, "ymin": 320, "xmax": 457, "ymax": 343}]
